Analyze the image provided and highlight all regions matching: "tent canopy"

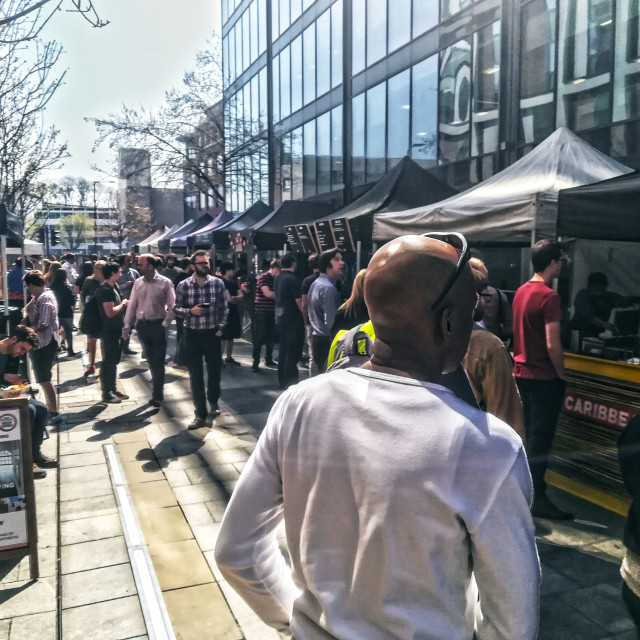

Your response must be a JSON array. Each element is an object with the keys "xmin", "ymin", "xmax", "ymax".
[
  {"xmin": 558, "ymin": 171, "xmax": 640, "ymax": 241},
  {"xmin": 251, "ymin": 200, "xmax": 333, "ymax": 250},
  {"xmin": 373, "ymin": 128, "xmax": 633, "ymax": 243},
  {"xmin": 158, "ymin": 214, "xmax": 213, "ymax": 251},
  {"xmin": 316, "ymin": 156, "xmax": 457, "ymax": 243},
  {"xmin": 198, "ymin": 200, "xmax": 272, "ymax": 250},
  {"xmin": 170, "ymin": 209, "xmax": 234, "ymax": 249},
  {"xmin": 134, "ymin": 227, "xmax": 169, "ymax": 252}
]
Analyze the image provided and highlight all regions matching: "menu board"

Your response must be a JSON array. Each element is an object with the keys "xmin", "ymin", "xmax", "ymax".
[
  {"xmin": 314, "ymin": 221, "xmax": 336, "ymax": 252},
  {"xmin": 295, "ymin": 225, "xmax": 319, "ymax": 253},
  {"xmin": 331, "ymin": 218, "xmax": 355, "ymax": 252},
  {"xmin": 284, "ymin": 226, "xmax": 301, "ymax": 252},
  {"xmin": 0, "ymin": 407, "xmax": 27, "ymax": 550}
]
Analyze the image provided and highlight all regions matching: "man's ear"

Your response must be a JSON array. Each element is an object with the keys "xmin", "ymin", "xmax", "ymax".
[{"xmin": 440, "ymin": 307, "xmax": 453, "ymax": 337}]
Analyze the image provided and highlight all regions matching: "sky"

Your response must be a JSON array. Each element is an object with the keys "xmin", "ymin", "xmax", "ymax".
[{"xmin": 39, "ymin": 0, "xmax": 221, "ymax": 185}]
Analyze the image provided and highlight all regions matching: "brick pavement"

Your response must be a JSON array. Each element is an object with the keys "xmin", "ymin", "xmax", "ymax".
[{"xmin": 0, "ymin": 329, "xmax": 638, "ymax": 639}]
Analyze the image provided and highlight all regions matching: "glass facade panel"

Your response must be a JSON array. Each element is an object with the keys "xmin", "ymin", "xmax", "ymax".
[
  {"xmin": 367, "ymin": 0, "xmax": 387, "ymax": 68},
  {"xmin": 258, "ymin": 0, "xmax": 267, "ymax": 54},
  {"xmin": 292, "ymin": 127, "xmax": 303, "ymax": 199},
  {"xmin": 303, "ymin": 23, "xmax": 316, "ymax": 105},
  {"xmin": 273, "ymin": 54, "xmax": 281, "ymax": 123},
  {"xmin": 411, "ymin": 55, "xmax": 438, "ymax": 165},
  {"xmin": 472, "ymin": 21, "xmax": 500, "ymax": 156},
  {"xmin": 331, "ymin": 105, "xmax": 344, "ymax": 190},
  {"xmin": 557, "ymin": 0, "xmax": 612, "ymax": 129},
  {"xmin": 331, "ymin": 0, "xmax": 343, "ymax": 88},
  {"xmin": 317, "ymin": 112, "xmax": 331, "ymax": 194},
  {"xmin": 303, "ymin": 120, "xmax": 317, "ymax": 197},
  {"xmin": 291, "ymin": 35, "xmax": 303, "ymax": 113},
  {"xmin": 234, "ymin": 23, "xmax": 242, "ymax": 80},
  {"xmin": 280, "ymin": 0, "xmax": 290, "ymax": 38},
  {"xmin": 519, "ymin": 0, "xmax": 556, "ymax": 144},
  {"xmin": 259, "ymin": 67, "xmax": 268, "ymax": 130},
  {"xmin": 272, "ymin": 0, "xmax": 280, "ymax": 41},
  {"xmin": 388, "ymin": 0, "xmax": 410, "ymax": 53},
  {"xmin": 223, "ymin": 35, "xmax": 230, "ymax": 83},
  {"xmin": 413, "ymin": 1, "xmax": 438, "ymax": 37},
  {"xmin": 291, "ymin": 0, "xmax": 302, "ymax": 25},
  {"xmin": 613, "ymin": 0, "xmax": 640, "ymax": 121},
  {"xmin": 280, "ymin": 133, "xmax": 292, "ymax": 200},
  {"xmin": 250, "ymin": 0, "xmax": 258, "ymax": 63},
  {"xmin": 303, "ymin": 0, "xmax": 315, "ymax": 9},
  {"xmin": 317, "ymin": 10, "xmax": 331, "ymax": 97},
  {"xmin": 366, "ymin": 81, "xmax": 386, "ymax": 182},
  {"xmin": 242, "ymin": 10, "xmax": 250, "ymax": 72},
  {"xmin": 439, "ymin": 38, "xmax": 471, "ymax": 163},
  {"xmin": 352, "ymin": 0, "xmax": 365, "ymax": 75},
  {"xmin": 387, "ymin": 70, "xmax": 410, "ymax": 168},
  {"xmin": 352, "ymin": 92, "xmax": 365, "ymax": 185},
  {"xmin": 281, "ymin": 47, "xmax": 291, "ymax": 118},
  {"xmin": 251, "ymin": 74, "xmax": 260, "ymax": 135}
]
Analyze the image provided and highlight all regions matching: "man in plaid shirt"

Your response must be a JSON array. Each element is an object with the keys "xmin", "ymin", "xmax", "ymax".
[{"xmin": 174, "ymin": 250, "xmax": 228, "ymax": 429}]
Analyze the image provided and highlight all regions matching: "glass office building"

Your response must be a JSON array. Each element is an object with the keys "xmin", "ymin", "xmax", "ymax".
[{"xmin": 222, "ymin": 0, "xmax": 640, "ymax": 213}]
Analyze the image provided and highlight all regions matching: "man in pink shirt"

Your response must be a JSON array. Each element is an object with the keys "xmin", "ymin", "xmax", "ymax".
[{"xmin": 513, "ymin": 239, "xmax": 571, "ymax": 520}]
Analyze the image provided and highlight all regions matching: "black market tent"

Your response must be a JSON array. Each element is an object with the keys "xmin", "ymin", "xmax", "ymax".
[
  {"xmin": 558, "ymin": 171, "xmax": 640, "ymax": 241},
  {"xmin": 317, "ymin": 156, "xmax": 457, "ymax": 242},
  {"xmin": 134, "ymin": 227, "xmax": 169, "ymax": 253},
  {"xmin": 170, "ymin": 209, "xmax": 234, "ymax": 250},
  {"xmin": 250, "ymin": 200, "xmax": 334, "ymax": 251},
  {"xmin": 196, "ymin": 200, "xmax": 273, "ymax": 250},
  {"xmin": 157, "ymin": 213, "xmax": 213, "ymax": 252},
  {"xmin": 373, "ymin": 127, "xmax": 633, "ymax": 243}
]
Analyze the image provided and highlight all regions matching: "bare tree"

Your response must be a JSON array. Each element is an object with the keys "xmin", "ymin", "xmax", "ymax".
[
  {"xmin": 76, "ymin": 177, "xmax": 90, "ymax": 206},
  {"xmin": 57, "ymin": 176, "xmax": 76, "ymax": 204},
  {"xmin": 0, "ymin": 0, "xmax": 108, "ymax": 43},
  {"xmin": 89, "ymin": 34, "xmax": 265, "ymax": 209},
  {"xmin": 109, "ymin": 197, "xmax": 153, "ymax": 252},
  {"xmin": 59, "ymin": 210, "xmax": 92, "ymax": 250}
]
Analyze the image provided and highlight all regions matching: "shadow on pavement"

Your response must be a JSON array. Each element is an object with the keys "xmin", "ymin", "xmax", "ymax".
[
  {"xmin": 53, "ymin": 402, "xmax": 107, "ymax": 431},
  {"xmin": 87, "ymin": 405, "xmax": 160, "ymax": 441}
]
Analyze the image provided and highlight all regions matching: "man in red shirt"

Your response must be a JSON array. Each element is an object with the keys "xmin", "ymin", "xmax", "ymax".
[{"xmin": 513, "ymin": 239, "xmax": 572, "ymax": 520}]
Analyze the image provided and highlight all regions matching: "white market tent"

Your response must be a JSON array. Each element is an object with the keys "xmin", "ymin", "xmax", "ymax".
[{"xmin": 373, "ymin": 127, "xmax": 633, "ymax": 243}]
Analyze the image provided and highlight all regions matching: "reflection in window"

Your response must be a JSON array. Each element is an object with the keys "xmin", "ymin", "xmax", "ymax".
[
  {"xmin": 387, "ymin": 70, "xmax": 410, "ymax": 168},
  {"xmin": 303, "ymin": 23, "xmax": 316, "ymax": 105},
  {"xmin": 566, "ymin": 85, "xmax": 611, "ymax": 130},
  {"xmin": 250, "ymin": 1, "xmax": 258, "ymax": 64},
  {"xmin": 272, "ymin": 0, "xmax": 280, "ymax": 41},
  {"xmin": 317, "ymin": 112, "xmax": 331, "ymax": 194},
  {"xmin": 439, "ymin": 39, "xmax": 471, "ymax": 164},
  {"xmin": 317, "ymin": 10, "xmax": 331, "ymax": 97},
  {"xmin": 366, "ymin": 82, "xmax": 387, "ymax": 182},
  {"xmin": 291, "ymin": 36, "xmax": 303, "ymax": 113},
  {"xmin": 331, "ymin": 0, "xmax": 343, "ymax": 88},
  {"xmin": 352, "ymin": 93, "xmax": 365, "ymax": 185},
  {"xmin": 258, "ymin": 0, "xmax": 267, "ymax": 54},
  {"xmin": 388, "ymin": 0, "xmax": 410, "ymax": 53},
  {"xmin": 613, "ymin": 0, "xmax": 640, "ymax": 121},
  {"xmin": 413, "ymin": 1, "xmax": 438, "ymax": 37},
  {"xmin": 292, "ymin": 127, "xmax": 303, "ymax": 199},
  {"xmin": 472, "ymin": 21, "xmax": 500, "ymax": 156},
  {"xmin": 352, "ymin": 0, "xmax": 365, "ymax": 75},
  {"xmin": 303, "ymin": 120, "xmax": 317, "ymax": 197},
  {"xmin": 367, "ymin": 0, "xmax": 387, "ymax": 68},
  {"xmin": 242, "ymin": 10, "xmax": 250, "ymax": 73},
  {"xmin": 280, "ymin": 133, "xmax": 292, "ymax": 201},
  {"xmin": 411, "ymin": 55, "xmax": 438, "ymax": 166},
  {"xmin": 331, "ymin": 106, "xmax": 343, "ymax": 190},
  {"xmin": 273, "ymin": 55, "xmax": 281, "ymax": 123},
  {"xmin": 441, "ymin": 0, "xmax": 473, "ymax": 22},
  {"xmin": 259, "ymin": 67, "xmax": 268, "ymax": 131},
  {"xmin": 519, "ymin": 0, "xmax": 556, "ymax": 143},
  {"xmin": 251, "ymin": 74, "xmax": 260, "ymax": 135},
  {"xmin": 234, "ymin": 23, "xmax": 242, "ymax": 81}
]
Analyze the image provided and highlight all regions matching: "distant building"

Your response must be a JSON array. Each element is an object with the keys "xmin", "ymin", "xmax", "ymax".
[
  {"xmin": 183, "ymin": 101, "xmax": 226, "ymax": 219},
  {"xmin": 36, "ymin": 204, "xmax": 118, "ymax": 255},
  {"xmin": 118, "ymin": 148, "xmax": 187, "ymax": 228}
]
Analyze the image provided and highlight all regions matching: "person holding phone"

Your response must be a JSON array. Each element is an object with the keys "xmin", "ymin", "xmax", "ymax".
[{"xmin": 174, "ymin": 251, "xmax": 228, "ymax": 430}]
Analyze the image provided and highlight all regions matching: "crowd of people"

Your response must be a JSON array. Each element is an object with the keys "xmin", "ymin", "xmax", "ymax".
[{"xmin": 5, "ymin": 236, "xmax": 640, "ymax": 637}]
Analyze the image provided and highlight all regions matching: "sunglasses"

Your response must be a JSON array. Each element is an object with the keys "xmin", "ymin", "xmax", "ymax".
[{"xmin": 421, "ymin": 232, "xmax": 471, "ymax": 310}]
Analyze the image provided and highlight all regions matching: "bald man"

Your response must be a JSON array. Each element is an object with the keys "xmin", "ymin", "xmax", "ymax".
[{"xmin": 215, "ymin": 235, "xmax": 540, "ymax": 639}]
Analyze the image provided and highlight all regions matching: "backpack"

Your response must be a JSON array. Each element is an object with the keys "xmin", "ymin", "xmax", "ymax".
[{"xmin": 326, "ymin": 322, "xmax": 375, "ymax": 371}]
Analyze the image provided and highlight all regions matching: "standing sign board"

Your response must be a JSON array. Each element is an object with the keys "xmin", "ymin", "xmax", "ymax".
[
  {"xmin": 330, "ymin": 218, "xmax": 355, "ymax": 252},
  {"xmin": 0, "ymin": 397, "xmax": 38, "ymax": 578},
  {"xmin": 284, "ymin": 226, "xmax": 302, "ymax": 252},
  {"xmin": 294, "ymin": 225, "xmax": 318, "ymax": 253},
  {"xmin": 314, "ymin": 221, "xmax": 335, "ymax": 252}
]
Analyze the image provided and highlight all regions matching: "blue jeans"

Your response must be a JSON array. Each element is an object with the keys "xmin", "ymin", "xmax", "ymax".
[
  {"xmin": 185, "ymin": 329, "xmax": 222, "ymax": 419},
  {"xmin": 136, "ymin": 320, "xmax": 167, "ymax": 400}
]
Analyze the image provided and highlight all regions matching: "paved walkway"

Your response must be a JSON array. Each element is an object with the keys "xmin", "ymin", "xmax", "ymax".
[{"xmin": 0, "ymin": 328, "xmax": 637, "ymax": 639}]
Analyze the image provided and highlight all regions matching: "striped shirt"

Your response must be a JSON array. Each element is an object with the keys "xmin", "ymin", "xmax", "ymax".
[
  {"xmin": 25, "ymin": 289, "xmax": 59, "ymax": 348},
  {"xmin": 254, "ymin": 272, "xmax": 276, "ymax": 313},
  {"xmin": 174, "ymin": 274, "xmax": 228, "ymax": 331}
]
